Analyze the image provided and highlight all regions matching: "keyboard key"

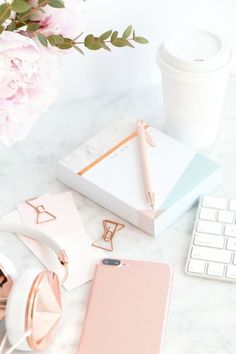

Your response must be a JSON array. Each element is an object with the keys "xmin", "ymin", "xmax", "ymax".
[
  {"xmin": 229, "ymin": 200, "xmax": 236, "ymax": 212},
  {"xmin": 197, "ymin": 220, "xmax": 223, "ymax": 235},
  {"xmin": 218, "ymin": 210, "xmax": 234, "ymax": 224},
  {"xmin": 188, "ymin": 260, "xmax": 206, "ymax": 274},
  {"xmin": 226, "ymin": 265, "xmax": 236, "ymax": 279},
  {"xmin": 207, "ymin": 262, "xmax": 225, "ymax": 277},
  {"xmin": 226, "ymin": 238, "xmax": 236, "ymax": 251},
  {"xmin": 202, "ymin": 196, "xmax": 227, "ymax": 210},
  {"xmin": 191, "ymin": 246, "xmax": 231, "ymax": 264},
  {"xmin": 225, "ymin": 224, "xmax": 236, "ymax": 237},
  {"xmin": 194, "ymin": 233, "xmax": 224, "ymax": 248},
  {"xmin": 199, "ymin": 207, "xmax": 216, "ymax": 221}
]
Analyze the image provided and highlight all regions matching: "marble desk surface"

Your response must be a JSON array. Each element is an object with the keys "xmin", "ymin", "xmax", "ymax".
[{"xmin": 0, "ymin": 77, "xmax": 236, "ymax": 354}]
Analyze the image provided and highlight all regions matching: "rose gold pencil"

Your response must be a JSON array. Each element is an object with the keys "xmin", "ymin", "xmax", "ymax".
[{"xmin": 136, "ymin": 120, "xmax": 155, "ymax": 209}]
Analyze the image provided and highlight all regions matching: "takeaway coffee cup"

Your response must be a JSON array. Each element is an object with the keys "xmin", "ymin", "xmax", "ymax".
[{"xmin": 157, "ymin": 30, "xmax": 232, "ymax": 149}]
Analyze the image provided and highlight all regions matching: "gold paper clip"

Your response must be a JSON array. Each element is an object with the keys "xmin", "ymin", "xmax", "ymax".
[
  {"xmin": 25, "ymin": 197, "xmax": 56, "ymax": 224},
  {"xmin": 92, "ymin": 219, "xmax": 125, "ymax": 252}
]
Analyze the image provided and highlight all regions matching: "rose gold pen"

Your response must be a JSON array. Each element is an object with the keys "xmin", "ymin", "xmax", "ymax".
[{"xmin": 136, "ymin": 120, "xmax": 156, "ymax": 209}]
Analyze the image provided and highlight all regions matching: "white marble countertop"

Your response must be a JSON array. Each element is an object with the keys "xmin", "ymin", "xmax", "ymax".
[{"xmin": 0, "ymin": 77, "xmax": 236, "ymax": 354}]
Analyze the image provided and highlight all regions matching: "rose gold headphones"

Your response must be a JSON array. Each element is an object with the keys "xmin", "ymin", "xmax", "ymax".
[{"xmin": 0, "ymin": 221, "xmax": 68, "ymax": 353}]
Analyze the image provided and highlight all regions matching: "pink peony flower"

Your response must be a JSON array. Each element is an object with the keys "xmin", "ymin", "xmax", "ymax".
[
  {"xmin": 0, "ymin": 31, "xmax": 58, "ymax": 146},
  {"xmin": 32, "ymin": 0, "xmax": 84, "ymax": 39}
]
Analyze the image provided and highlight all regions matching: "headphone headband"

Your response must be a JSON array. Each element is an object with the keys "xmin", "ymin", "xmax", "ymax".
[{"xmin": 0, "ymin": 220, "xmax": 68, "ymax": 284}]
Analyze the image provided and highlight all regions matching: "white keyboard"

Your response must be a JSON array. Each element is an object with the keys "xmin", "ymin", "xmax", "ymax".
[{"xmin": 185, "ymin": 195, "xmax": 236, "ymax": 282}]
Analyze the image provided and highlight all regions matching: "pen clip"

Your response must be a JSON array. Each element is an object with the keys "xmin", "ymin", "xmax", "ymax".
[
  {"xmin": 137, "ymin": 120, "xmax": 156, "ymax": 147},
  {"xmin": 145, "ymin": 130, "xmax": 156, "ymax": 147}
]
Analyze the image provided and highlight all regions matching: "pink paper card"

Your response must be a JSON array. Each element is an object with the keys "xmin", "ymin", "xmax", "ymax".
[{"xmin": 11, "ymin": 192, "xmax": 105, "ymax": 290}]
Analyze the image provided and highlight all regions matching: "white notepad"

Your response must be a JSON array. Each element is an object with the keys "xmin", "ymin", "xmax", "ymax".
[
  {"xmin": 83, "ymin": 127, "xmax": 195, "ymax": 210},
  {"xmin": 58, "ymin": 120, "xmax": 221, "ymax": 236}
]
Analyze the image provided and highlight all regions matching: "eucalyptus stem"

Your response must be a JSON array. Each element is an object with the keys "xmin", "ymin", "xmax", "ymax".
[
  {"xmin": 74, "ymin": 36, "xmax": 134, "ymax": 46},
  {"xmin": 0, "ymin": 0, "xmax": 149, "ymax": 54}
]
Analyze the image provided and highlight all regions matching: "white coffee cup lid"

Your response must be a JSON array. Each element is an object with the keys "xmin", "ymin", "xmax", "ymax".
[{"xmin": 159, "ymin": 30, "xmax": 231, "ymax": 73}]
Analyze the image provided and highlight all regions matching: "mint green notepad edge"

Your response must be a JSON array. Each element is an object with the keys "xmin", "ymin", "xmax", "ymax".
[{"xmin": 161, "ymin": 154, "xmax": 220, "ymax": 210}]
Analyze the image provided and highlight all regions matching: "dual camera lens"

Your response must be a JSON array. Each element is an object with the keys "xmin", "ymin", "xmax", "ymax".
[{"xmin": 103, "ymin": 259, "xmax": 121, "ymax": 266}]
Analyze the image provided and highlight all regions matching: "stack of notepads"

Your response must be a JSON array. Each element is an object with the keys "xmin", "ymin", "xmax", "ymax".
[{"xmin": 58, "ymin": 120, "xmax": 221, "ymax": 236}]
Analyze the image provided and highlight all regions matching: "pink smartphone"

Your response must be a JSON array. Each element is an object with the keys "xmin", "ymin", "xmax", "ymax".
[{"xmin": 77, "ymin": 259, "xmax": 172, "ymax": 354}]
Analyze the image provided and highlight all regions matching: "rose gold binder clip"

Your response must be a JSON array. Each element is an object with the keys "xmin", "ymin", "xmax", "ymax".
[
  {"xmin": 92, "ymin": 219, "xmax": 125, "ymax": 252},
  {"xmin": 25, "ymin": 198, "xmax": 56, "ymax": 224}
]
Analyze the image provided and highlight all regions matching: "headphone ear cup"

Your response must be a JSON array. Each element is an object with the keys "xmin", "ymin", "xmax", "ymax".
[
  {"xmin": 0, "ymin": 251, "xmax": 18, "ymax": 282},
  {"xmin": 0, "ymin": 252, "xmax": 18, "ymax": 320},
  {"xmin": 5, "ymin": 269, "xmax": 43, "ymax": 352},
  {"xmin": 5, "ymin": 268, "xmax": 62, "ymax": 352}
]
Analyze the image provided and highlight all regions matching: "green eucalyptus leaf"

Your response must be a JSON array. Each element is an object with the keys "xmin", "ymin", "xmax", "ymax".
[
  {"xmin": 55, "ymin": 35, "xmax": 64, "ymax": 44},
  {"xmin": 57, "ymin": 38, "xmax": 74, "ymax": 49},
  {"xmin": 48, "ymin": 34, "xmax": 64, "ymax": 46},
  {"xmin": 0, "ymin": 3, "xmax": 11, "ymax": 25},
  {"xmin": 11, "ymin": 0, "xmax": 31, "ymax": 13},
  {"xmin": 122, "ymin": 25, "xmax": 132, "ymax": 39},
  {"xmin": 38, "ymin": 0, "xmax": 48, "ymax": 6},
  {"xmin": 99, "ymin": 29, "xmax": 112, "ymax": 40},
  {"xmin": 38, "ymin": 33, "xmax": 48, "ymax": 47},
  {"xmin": 7, "ymin": 21, "xmax": 16, "ymax": 31},
  {"xmin": 48, "ymin": 35, "xmax": 56, "ymax": 46},
  {"xmin": 56, "ymin": 44, "xmax": 72, "ymax": 49},
  {"xmin": 84, "ymin": 34, "xmax": 102, "ymax": 50},
  {"xmin": 84, "ymin": 34, "xmax": 93, "ymax": 47},
  {"xmin": 56, "ymin": 43, "xmax": 73, "ymax": 49},
  {"xmin": 73, "ymin": 45, "xmax": 84, "ymax": 55},
  {"xmin": 111, "ymin": 31, "xmax": 118, "ymax": 43},
  {"xmin": 63, "ymin": 37, "xmax": 73, "ymax": 43},
  {"xmin": 111, "ymin": 38, "xmax": 128, "ymax": 47},
  {"xmin": 27, "ymin": 22, "xmax": 40, "ymax": 31},
  {"xmin": 18, "ymin": 7, "xmax": 33, "ymax": 20},
  {"xmin": 133, "ymin": 36, "xmax": 149, "ymax": 44},
  {"xmin": 48, "ymin": 0, "xmax": 64, "ymax": 8},
  {"xmin": 0, "ymin": 24, "xmax": 4, "ymax": 33}
]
